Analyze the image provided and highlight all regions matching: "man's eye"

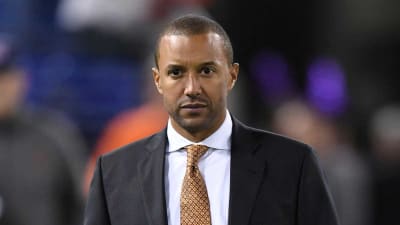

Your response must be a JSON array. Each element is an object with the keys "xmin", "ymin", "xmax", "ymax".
[
  {"xmin": 201, "ymin": 67, "xmax": 214, "ymax": 75},
  {"xmin": 168, "ymin": 68, "xmax": 182, "ymax": 76}
]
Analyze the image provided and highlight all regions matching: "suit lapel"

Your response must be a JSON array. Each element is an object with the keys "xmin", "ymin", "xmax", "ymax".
[
  {"xmin": 229, "ymin": 118, "xmax": 267, "ymax": 225},
  {"xmin": 137, "ymin": 130, "xmax": 168, "ymax": 225}
]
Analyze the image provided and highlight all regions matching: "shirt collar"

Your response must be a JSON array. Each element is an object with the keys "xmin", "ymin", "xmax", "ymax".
[{"xmin": 166, "ymin": 110, "xmax": 232, "ymax": 152}]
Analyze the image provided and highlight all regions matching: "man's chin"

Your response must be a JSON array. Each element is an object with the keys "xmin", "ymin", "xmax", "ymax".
[{"xmin": 178, "ymin": 117, "xmax": 209, "ymax": 133}]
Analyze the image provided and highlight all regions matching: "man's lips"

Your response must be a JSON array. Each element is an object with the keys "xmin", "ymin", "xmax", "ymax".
[{"xmin": 180, "ymin": 102, "xmax": 207, "ymax": 108}]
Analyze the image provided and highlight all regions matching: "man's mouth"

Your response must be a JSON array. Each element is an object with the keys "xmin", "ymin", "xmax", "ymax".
[
  {"xmin": 180, "ymin": 102, "xmax": 208, "ymax": 114},
  {"xmin": 181, "ymin": 102, "xmax": 207, "ymax": 109}
]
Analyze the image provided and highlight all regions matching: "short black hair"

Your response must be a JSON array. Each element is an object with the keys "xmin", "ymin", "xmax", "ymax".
[{"xmin": 154, "ymin": 14, "xmax": 234, "ymax": 68}]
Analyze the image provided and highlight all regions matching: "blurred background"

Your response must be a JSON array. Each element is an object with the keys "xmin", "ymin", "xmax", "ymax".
[{"xmin": 0, "ymin": 0, "xmax": 399, "ymax": 225}]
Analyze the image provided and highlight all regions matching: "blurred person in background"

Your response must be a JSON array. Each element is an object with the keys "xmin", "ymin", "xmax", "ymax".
[
  {"xmin": 0, "ymin": 37, "xmax": 86, "ymax": 225},
  {"xmin": 369, "ymin": 105, "xmax": 400, "ymax": 225},
  {"xmin": 272, "ymin": 99, "xmax": 371, "ymax": 225}
]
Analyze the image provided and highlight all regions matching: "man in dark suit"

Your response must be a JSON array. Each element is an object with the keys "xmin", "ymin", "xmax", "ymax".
[{"xmin": 84, "ymin": 14, "xmax": 339, "ymax": 225}]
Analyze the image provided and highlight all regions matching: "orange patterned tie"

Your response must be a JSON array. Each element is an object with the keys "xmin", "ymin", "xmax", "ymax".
[{"xmin": 180, "ymin": 144, "xmax": 212, "ymax": 225}]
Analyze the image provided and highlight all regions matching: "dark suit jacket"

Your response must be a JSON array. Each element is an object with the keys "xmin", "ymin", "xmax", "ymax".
[{"xmin": 84, "ymin": 118, "xmax": 339, "ymax": 225}]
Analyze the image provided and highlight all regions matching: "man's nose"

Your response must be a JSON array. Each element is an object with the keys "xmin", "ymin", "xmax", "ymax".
[{"xmin": 184, "ymin": 74, "xmax": 201, "ymax": 97}]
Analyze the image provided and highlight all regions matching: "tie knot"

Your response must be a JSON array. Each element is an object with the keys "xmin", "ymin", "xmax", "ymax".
[{"xmin": 185, "ymin": 144, "xmax": 208, "ymax": 166}]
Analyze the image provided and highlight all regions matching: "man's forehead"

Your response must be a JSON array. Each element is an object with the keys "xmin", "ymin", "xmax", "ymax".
[
  {"xmin": 159, "ymin": 37, "xmax": 225, "ymax": 64},
  {"xmin": 156, "ymin": 32, "xmax": 229, "ymax": 67},
  {"xmin": 159, "ymin": 33, "xmax": 224, "ymax": 57}
]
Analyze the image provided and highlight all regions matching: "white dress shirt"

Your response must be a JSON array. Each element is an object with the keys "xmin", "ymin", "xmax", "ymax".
[{"xmin": 165, "ymin": 111, "xmax": 232, "ymax": 225}]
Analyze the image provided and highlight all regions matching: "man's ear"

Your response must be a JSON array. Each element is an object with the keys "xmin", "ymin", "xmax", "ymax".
[
  {"xmin": 152, "ymin": 67, "xmax": 163, "ymax": 94},
  {"xmin": 228, "ymin": 63, "xmax": 239, "ymax": 90}
]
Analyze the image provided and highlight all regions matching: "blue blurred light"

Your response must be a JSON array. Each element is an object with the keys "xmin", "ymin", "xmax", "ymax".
[
  {"xmin": 250, "ymin": 50, "xmax": 295, "ymax": 104},
  {"xmin": 306, "ymin": 57, "xmax": 348, "ymax": 117}
]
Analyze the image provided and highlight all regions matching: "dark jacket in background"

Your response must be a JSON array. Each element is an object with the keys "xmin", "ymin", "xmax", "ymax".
[{"xmin": 0, "ymin": 109, "xmax": 85, "ymax": 225}]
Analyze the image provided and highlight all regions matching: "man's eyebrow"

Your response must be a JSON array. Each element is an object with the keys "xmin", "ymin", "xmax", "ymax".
[
  {"xmin": 165, "ymin": 62, "xmax": 218, "ymax": 69},
  {"xmin": 199, "ymin": 61, "xmax": 217, "ymax": 66},
  {"xmin": 166, "ymin": 64, "xmax": 185, "ymax": 69},
  {"xmin": 198, "ymin": 61, "xmax": 218, "ymax": 67}
]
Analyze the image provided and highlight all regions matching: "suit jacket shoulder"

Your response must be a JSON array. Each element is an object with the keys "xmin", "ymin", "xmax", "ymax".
[
  {"xmin": 100, "ymin": 130, "xmax": 167, "ymax": 171},
  {"xmin": 86, "ymin": 130, "xmax": 168, "ymax": 225},
  {"xmin": 229, "ymin": 118, "xmax": 338, "ymax": 225},
  {"xmin": 232, "ymin": 118, "xmax": 314, "ymax": 162}
]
